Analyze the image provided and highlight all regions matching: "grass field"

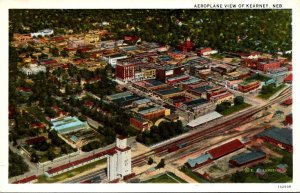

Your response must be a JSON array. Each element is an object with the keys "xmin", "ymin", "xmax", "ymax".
[
  {"xmin": 143, "ymin": 172, "xmax": 187, "ymax": 183},
  {"xmin": 180, "ymin": 166, "xmax": 208, "ymax": 183},
  {"xmin": 220, "ymin": 103, "xmax": 252, "ymax": 116},
  {"xmin": 36, "ymin": 158, "xmax": 106, "ymax": 183},
  {"xmin": 257, "ymin": 84, "xmax": 286, "ymax": 100}
]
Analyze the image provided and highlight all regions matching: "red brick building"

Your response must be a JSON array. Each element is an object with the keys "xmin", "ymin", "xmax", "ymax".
[
  {"xmin": 178, "ymin": 37, "xmax": 194, "ymax": 52},
  {"xmin": 207, "ymin": 139, "xmax": 245, "ymax": 160},
  {"xmin": 257, "ymin": 61, "xmax": 281, "ymax": 72},
  {"xmin": 116, "ymin": 63, "xmax": 135, "ymax": 82},
  {"xmin": 238, "ymin": 81, "xmax": 260, "ymax": 93}
]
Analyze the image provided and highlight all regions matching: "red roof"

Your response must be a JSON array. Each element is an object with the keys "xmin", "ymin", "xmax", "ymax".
[
  {"xmin": 207, "ymin": 139, "xmax": 244, "ymax": 159},
  {"xmin": 26, "ymin": 136, "xmax": 47, "ymax": 145},
  {"xmin": 284, "ymin": 74, "xmax": 292, "ymax": 82},
  {"xmin": 17, "ymin": 87, "xmax": 32, "ymax": 92},
  {"xmin": 282, "ymin": 98, "xmax": 292, "ymax": 106},
  {"xmin": 46, "ymin": 149, "xmax": 112, "ymax": 174},
  {"xmin": 13, "ymin": 175, "xmax": 37, "ymax": 184},
  {"xmin": 84, "ymin": 101, "xmax": 94, "ymax": 107}
]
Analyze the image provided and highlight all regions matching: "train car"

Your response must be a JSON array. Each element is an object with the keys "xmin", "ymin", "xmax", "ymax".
[{"xmin": 167, "ymin": 142, "xmax": 188, "ymax": 153}]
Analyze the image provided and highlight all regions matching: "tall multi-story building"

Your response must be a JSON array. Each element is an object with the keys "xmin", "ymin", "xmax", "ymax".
[
  {"xmin": 107, "ymin": 136, "xmax": 132, "ymax": 181},
  {"xmin": 116, "ymin": 63, "xmax": 136, "ymax": 82}
]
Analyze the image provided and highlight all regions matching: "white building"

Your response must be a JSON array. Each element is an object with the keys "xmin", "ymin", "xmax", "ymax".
[
  {"xmin": 21, "ymin": 64, "xmax": 46, "ymax": 76},
  {"xmin": 103, "ymin": 54, "xmax": 128, "ymax": 67},
  {"xmin": 30, "ymin": 29, "xmax": 54, "ymax": 37},
  {"xmin": 107, "ymin": 136, "xmax": 132, "ymax": 181}
]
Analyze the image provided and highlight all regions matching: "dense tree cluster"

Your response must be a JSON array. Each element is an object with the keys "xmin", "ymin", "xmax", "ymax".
[
  {"xmin": 81, "ymin": 141, "xmax": 102, "ymax": 152},
  {"xmin": 136, "ymin": 120, "xmax": 184, "ymax": 146},
  {"xmin": 215, "ymin": 101, "xmax": 232, "ymax": 113},
  {"xmin": 9, "ymin": 10, "xmax": 291, "ymax": 52},
  {"xmin": 260, "ymin": 83, "xmax": 277, "ymax": 95},
  {"xmin": 9, "ymin": 149, "xmax": 29, "ymax": 178}
]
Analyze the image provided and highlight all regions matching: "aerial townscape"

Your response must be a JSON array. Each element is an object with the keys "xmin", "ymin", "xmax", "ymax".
[{"xmin": 8, "ymin": 9, "xmax": 292, "ymax": 184}]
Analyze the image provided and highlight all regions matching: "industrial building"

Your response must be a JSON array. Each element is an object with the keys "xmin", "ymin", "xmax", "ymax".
[
  {"xmin": 187, "ymin": 111, "xmax": 222, "ymax": 128},
  {"xmin": 257, "ymin": 127, "xmax": 292, "ymax": 152},
  {"xmin": 107, "ymin": 136, "xmax": 132, "ymax": 181},
  {"xmin": 50, "ymin": 116, "xmax": 88, "ymax": 134},
  {"xmin": 207, "ymin": 139, "xmax": 245, "ymax": 160},
  {"xmin": 229, "ymin": 151, "xmax": 266, "ymax": 167}
]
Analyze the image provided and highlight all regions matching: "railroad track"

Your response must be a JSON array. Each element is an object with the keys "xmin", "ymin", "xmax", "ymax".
[{"xmin": 66, "ymin": 86, "xmax": 292, "ymax": 183}]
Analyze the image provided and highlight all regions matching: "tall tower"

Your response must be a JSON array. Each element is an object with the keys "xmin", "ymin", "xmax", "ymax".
[{"xmin": 107, "ymin": 136, "xmax": 132, "ymax": 181}]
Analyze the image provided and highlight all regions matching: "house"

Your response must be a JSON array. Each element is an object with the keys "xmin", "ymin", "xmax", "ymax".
[
  {"xmin": 21, "ymin": 64, "xmax": 46, "ymax": 76},
  {"xmin": 207, "ymin": 139, "xmax": 244, "ymax": 160},
  {"xmin": 237, "ymin": 81, "xmax": 260, "ymax": 93}
]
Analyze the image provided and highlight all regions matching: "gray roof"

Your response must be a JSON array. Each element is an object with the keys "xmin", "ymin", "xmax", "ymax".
[
  {"xmin": 230, "ymin": 151, "xmax": 266, "ymax": 165},
  {"xmin": 156, "ymin": 87, "xmax": 182, "ymax": 95},
  {"xmin": 258, "ymin": 127, "xmax": 292, "ymax": 146},
  {"xmin": 187, "ymin": 111, "xmax": 222, "ymax": 127},
  {"xmin": 183, "ymin": 98, "xmax": 208, "ymax": 107}
]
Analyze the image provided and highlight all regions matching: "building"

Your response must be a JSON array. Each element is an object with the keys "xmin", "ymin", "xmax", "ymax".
[
  {"xmin": 207, "ymin": 139, "xmax": 244, "ymax": 160},
  {"xmin": 197, "ymin": 47, "xmax": 218, "ymax": 56},
  {"xmin": 21, "ymin": 64, "xmax": 46, "ymax": 76},
  {"xmin": 84, "ymin": 34, "xmax": 100, "ymax": 44},
  {"xmin": 257, "ymin": 60, "xmax": 281, "ymax": 72},
  {"xmin": 284, "ymin": 73, "xmax": 292, "ymax": 83},
  {"xmin": 130, "ymin": 116, "xmax": 151, "ymax": 132},
  {"xmin": 186, "ymin": 153, "xmax": 213, "ymax": 169},
  {"xmin": 142, "ymin": 68, "xmax": 156, "ymax": 79},
  {"xmin": 187, "ymin": 111, "xmax": 222, "ymax": 128},
  {"xmin": 31, "ymin": 29, "xmax": 54, "ymax": 37},
  {"xmin": 156, "ymin": 66, "xmax": 185, "ymax": 83},
  {"xmin": 107, "ymin": 136, "xmax": 132, "ymax": 181},
  {"xmin": 257, "ymin": 127, "xmax": 292, "ymax": 152},
  {"xmin": 229, "ymin": 151, "xmax": 266, "ymax": 167},
  {"xmin": 238, "ymin": 81, "xmax": 260, "ymax": 93},
  {"xmin": 155, "ymin": 87, "xmax": 185, "ymax": 99},
  {"xmin": 178, "ymin": 37, "xmax": 194, "ymax": 52},
  {"xmin": 210, "ymin": 92, "xmax": 234, "ymax": 105},
  {"xmin": 51, "ymin": 116, "xmax": 88, "ymax": 134},
  {"xmin": 285, "ymin": 114, "xmax": 293, "ymax": 125},
  {"xmin": 13, "ymin": 33, "xmax": 32, "ymax": 42},
  {"xmin": 137, "ymin": 105, "xmax": 170, "ymax": 120},
  {"xmin": 116, "ymin": 63, "xmax": 135, "ymax": 82},
  {"xmin": 105, "ymin": 54, "xmax": 128, "ymax": 67},
  {"xmin": 181, "ymin": 98, "xmax": 215, "ymax": 115}
]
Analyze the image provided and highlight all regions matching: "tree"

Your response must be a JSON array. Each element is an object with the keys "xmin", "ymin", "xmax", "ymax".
[
  {"xmin": 156, "ymin": 159, "xmax": 165, "ymax": 169},
  {"xmin": 31, "ymin": 151, "xmax": 39, "ymax": 163},
  {"xmin": 61, "ymin": 49, "xmax": 69, "ymax": 57},
  {"xmin": 47, "ymin": 150, "xmax": 55, "ymax": 161},
  {"xmin": 51, "ymin": 47, "xmax": 59, "ymax": 57},
  {"xmin": 234, "ymin": 96, "xmax": 244, "ymax": 106},
  {"xmin": 148, "ymin": 157, "xmax": 154, "ymax": 165},
  {"xmin": 230, "ymin": 171, "xmax": 246, "ymax": 182}
]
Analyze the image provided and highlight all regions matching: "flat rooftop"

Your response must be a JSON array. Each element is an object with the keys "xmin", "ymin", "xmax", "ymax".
[
  {"xmin": 156, "ymin": 87, "xmax": 182, "ymax": 96},
  {"xmin": 187, "ymin": 111, "xmax": 222, "ymax": 128}
]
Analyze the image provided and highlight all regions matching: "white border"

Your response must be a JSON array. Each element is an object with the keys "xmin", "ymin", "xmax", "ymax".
[{"xmin": 1, "ymin": 0, "xmax": 299, "ymax": 192}]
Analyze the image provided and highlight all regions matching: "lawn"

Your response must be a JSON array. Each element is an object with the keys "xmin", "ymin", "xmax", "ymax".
[
  {"xmin": 36, "ymin": 158, "xmax": 106, "ymax": 183},
  {"xmin": 143, "ymin": 172, "xmax": 186, "ymax": 183},
  {"xmin": 257, "ymin": 84, "xmax": 286, "ymax": 100},
  {"xmin": 220, "ymin": 103, "xmax": 252, "ymax": 116}
]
